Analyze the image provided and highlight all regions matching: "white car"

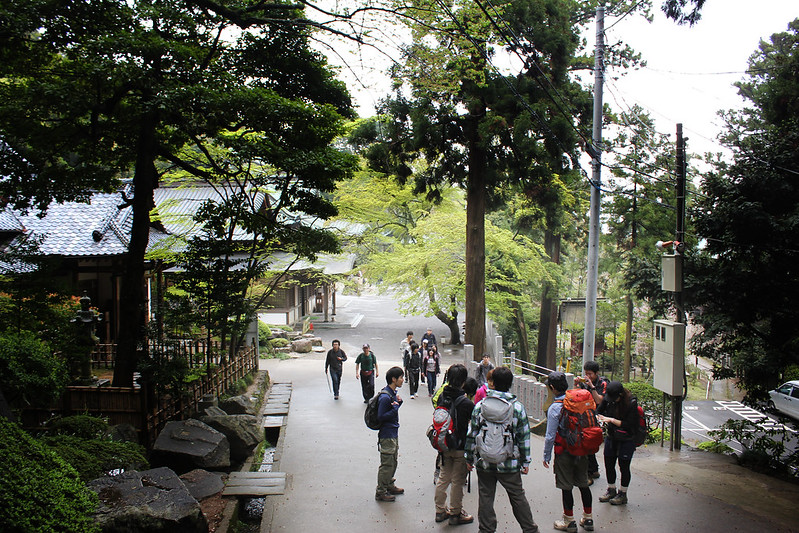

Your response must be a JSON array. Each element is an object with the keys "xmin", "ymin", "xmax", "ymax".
[{"xmin": 768, "ymin": 380, "xmax": 799, "ymax": 420}]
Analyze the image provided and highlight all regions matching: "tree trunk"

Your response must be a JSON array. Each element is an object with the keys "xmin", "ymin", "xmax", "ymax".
[
  {"xmin": 511, "ymin": 298, "xmax": 531, "ymax": 372},
  {"xmin": 435, "ymin": 309, "xmax": 460, "ymax": 345},
  {"xmin": 112, "ymin": 114, "xmax": 157, "ymax": 387},
  {"xmin": 464, "ymin": 110, "xmax": 487, "ymax": 361},
  {"xmin": 536, "ymin": 230, "xmax": 561, "ymax": 371},
  {"xmin": 624, "ymin": 293, "xmax": 633, "ymax": 381}
]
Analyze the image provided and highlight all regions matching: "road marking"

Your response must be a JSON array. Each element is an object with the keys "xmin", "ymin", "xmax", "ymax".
[
  {"xmin": 715, "ymin": 401, "xmax": 796, "ymax": 433},
  {"xmin": 685, "ymin": 405, "xmax": 698, "ymax": 410}
]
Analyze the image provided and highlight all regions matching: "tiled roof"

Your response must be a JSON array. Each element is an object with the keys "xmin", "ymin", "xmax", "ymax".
[
  {"xmin": 19, "ymin": 190, "xmax": 132, "ymax": 257},
  {"xmin": 0, "ymin": 207, "xmax": 24, "ymax": 232},
  {"xmin": 153, "ymin": 183, "xmax": 267, "ymax": 241}
]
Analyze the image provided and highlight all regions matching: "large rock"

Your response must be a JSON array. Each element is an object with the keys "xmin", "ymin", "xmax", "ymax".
[
  {"xmin": 291, "ymin": 338, "xmax": 313, "ymax": 353},
  {"xmin": 179, "ymin": 469, "xmax": 226, "ymax": 501},
  {"xmin": 219, "ymin": 394, "xmax": 257, "ymax": 415},
  {"xmin": 200, "ymin": 414, "xmax": 263, "ymax": 461},
  {"xmin": 88, "ymin": 466, "xmax": 207, "ymax": 532},
  {"xmin": 152, "ymin": 419, "xmax": 230, "ymax": 472}
]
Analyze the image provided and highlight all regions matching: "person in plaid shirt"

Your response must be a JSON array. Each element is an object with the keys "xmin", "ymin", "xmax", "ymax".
[{"xmin": 465, "ymin": 367, "xmax": 539, "ymax": 533}]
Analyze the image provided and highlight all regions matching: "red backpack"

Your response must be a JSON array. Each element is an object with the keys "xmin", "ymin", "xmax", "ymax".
[{"xmin": 555, "ymin": 388, "xmax": 603, "ymax": 456}]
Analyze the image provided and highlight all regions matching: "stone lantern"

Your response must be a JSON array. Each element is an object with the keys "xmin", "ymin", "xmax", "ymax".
[{"xmin": 71, "ymin": 291, "xmax": 102, "ymax": 385}]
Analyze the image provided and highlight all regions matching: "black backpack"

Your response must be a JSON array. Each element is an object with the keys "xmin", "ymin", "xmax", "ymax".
[{"xmin": 364, "ymin": 390, "xmax": 389, "ymax": 430}]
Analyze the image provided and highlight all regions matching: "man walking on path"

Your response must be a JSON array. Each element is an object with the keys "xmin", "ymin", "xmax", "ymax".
[
  {"xmin": 324, "ymin": 339, "xmax": 347, "ymax": 400},
  {"xmin": 403, "ymin": 342, "xmax": 422, "ymax": 399},
  {"xmin": 422, "ymin": 326, "xmax": 437, "ymax": 347},
  {"xmin": 434, "ymin": 364, "xmax": 475, "ymax": 525},
  {"xmin": 400, "ymin": 330, "xmax": 414, "ymax": 358},
  {"xmin": 544, "ymin": 371, "xmax": 594, "ymax": 532},
  {"xmin": 375, "ymin": 366, "xmax": 405, "ymax": 502},
  {"xmin": 356, "ymin": 343, "xmax": 379, "ymax": 403},
  {"xmin": 465, "ymin": 366, "xmax": 539, "ymax": 533}
]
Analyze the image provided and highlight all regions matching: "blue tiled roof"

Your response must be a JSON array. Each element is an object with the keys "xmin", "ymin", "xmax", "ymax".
[{"xmin": 0, "ymin": 207, "xmax": 24, "ymax": 232}]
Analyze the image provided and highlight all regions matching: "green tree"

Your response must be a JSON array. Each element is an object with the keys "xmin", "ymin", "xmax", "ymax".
[
  {"xmin": 0, "ymin": 1, "xmax": 355, "ymax": 386},
  {"xmin": 690, "ymin": 19, "xmax": 799, "ymax": 401},
  {"xmin": 370, "ymin": 0, "xmax": 593, "ymax": 359},
  {"xmin": 0, "ymin": 331, "xmax": 69, "ymax": 411}
]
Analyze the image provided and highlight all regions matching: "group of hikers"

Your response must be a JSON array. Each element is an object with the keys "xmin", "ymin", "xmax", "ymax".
[{"xmin": 324, "ymin": 331, "xmax": 642, "ymax": 533}]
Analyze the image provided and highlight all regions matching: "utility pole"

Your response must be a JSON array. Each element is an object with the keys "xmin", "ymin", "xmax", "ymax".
[
  {"xmin": 672, "ymin": 123, "xmax": 687, "ymax": 449},
  {"xmin": 583, "ymin": 5, "xmax": 605, "ymax": 363}
]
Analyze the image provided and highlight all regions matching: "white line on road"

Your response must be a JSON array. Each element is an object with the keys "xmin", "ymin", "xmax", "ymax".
[{"xmin": 715, "ymin": 401, "xmax": 796, "ymax": 433}]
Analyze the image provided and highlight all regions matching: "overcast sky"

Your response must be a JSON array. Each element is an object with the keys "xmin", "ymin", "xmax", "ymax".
[{"xmin": 329, "ymin": 1, "xmax": 797, "ymax": 160}]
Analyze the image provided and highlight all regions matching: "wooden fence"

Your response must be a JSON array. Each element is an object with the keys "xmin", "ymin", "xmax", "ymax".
[
  {"xmin": 91, "ymin": 339, "xmax": 236, "ymax": 370},
  {"xmin": 22, "ymin": 343, "xmax": 258, "ymax": 448}
]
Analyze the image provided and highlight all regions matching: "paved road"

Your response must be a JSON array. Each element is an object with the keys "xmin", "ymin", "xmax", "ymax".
[{"xmin": 258, "ymin": 292, "xmax": 799, "ymax": 533}]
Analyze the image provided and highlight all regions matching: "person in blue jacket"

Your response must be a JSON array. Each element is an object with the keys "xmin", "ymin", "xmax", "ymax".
[{"xmin": 375, "ymin": 366, "xmax": 405, "ymax": 502}]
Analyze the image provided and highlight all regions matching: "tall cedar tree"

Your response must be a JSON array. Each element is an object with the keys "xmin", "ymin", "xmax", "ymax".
[{"xmin": 690, "ymin": 19, "xmax": 799, "ymax": 400}]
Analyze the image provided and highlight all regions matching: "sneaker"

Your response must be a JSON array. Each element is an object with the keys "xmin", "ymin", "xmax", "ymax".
[
  {"xmin": 586, "ymin": 477, "xmax": 594, "ymax": 486},
  {"xmin": 579, "ymin": 517, "xmax": 594, "ymax": 531},
  {"xmin": 388, "ymin": 486, "xmax": 404, "ymax": 495},
  {"xmin": 435, "ymin": 512, "xmax": 449, "ymax": 523},
  {"xmin": 449, "ymin": 510, "xmax": 474, "ymax": 525},
  {"xmin": 334, "ymin": 395, "xmax": 339, "ymax": 400},
  {"xmin": 553, "ymin": 518, "xmax": 577, "ymax": 533},
  {"xmin": 375, "ymin": 492, "xmax": 395, "ymax": 502},
  {"xmin": 609, "ymin": 491, "xmax": 628, "ymax": 505},
  {"xmin": 598, "ymin": 487, "xmax": 617, "ymax": 503},
  {"xmin": 590, "ymin": 471, "xmax": 601, "ymax": 479}
]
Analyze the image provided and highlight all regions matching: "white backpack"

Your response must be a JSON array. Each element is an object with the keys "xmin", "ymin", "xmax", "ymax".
[{"xmin": 474, "ymin": 396, "xmax": 517, "ymax": 465}]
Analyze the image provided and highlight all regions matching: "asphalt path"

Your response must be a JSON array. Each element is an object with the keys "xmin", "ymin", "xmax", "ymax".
[{"xmin": 258, "ymin": 291, "xmax": 798, "ymax": 533}]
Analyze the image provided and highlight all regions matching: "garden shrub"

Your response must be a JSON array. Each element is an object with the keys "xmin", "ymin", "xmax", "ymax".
[
  {"xmin": 0, "ymin": 418, "xmax": 99, "ymax": 532},
  {"xmin": 697, "ymin": 440, "xmax": 734, "ymax": 454},
  {"xmin": 50, "ymin": 414, "xmax": 109, "ymax": 439},
  {"xmin": 0, "ymin": 330, "xmax": 68, "ymax": 409},
  {"xmin": 42, "ymin": 435, "xmax": 149, "ymax": 482},
  {"xmin": 709, "ymin": 418, "xmax": 798, "ymax": 477},
  {"xmin": 269, "ymin": 338, "xmax": 289, "ymax": 348}
]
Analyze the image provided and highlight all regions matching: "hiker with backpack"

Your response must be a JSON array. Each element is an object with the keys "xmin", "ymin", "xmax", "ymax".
[
  {"xmin": 374, "ymin": 366, "xmax": 405, "ymax": 502},
  {"xmin": 431, "ymin": 364, "xmax": 475, "ymax": 526},
  {"xmin": 355, "ymin": 343, "xmax": 379, "ymax": 404},
  {"xmin": 464, "ymin": 366, "xmax": 539, "ymax": 533},
  {"xmin": 403, "ymin": 342, "xmax": 423, "ymax": 399},
  {"xmin": 596, "ymin": 381, "xmax": 640, "ymax": 506},
  {"xmin": 543, "ymin": 371, "xmax": 596, "ymax": 533},
  {"xmin": 577, "ymin": 360, "xmax": 609, "ymax": 483}
]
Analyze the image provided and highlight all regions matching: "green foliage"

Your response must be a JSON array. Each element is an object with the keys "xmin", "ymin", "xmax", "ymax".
[
  {"xmin": 258, "ymin": 321, "xmax": 272, "ymax": 347},
  {"xmin": 783, "ymin": 364, "xmax": 799, "ymax": 382},
  {"xmin": 690, "ymin": 20, "xmax": 799, "ymax": 401},
  {"xmin": 42, "ymin": 435, "xmax": 149, "ymax": 483},
  {"xmin": 697, "ymin": 440, "xmax": 734, "ymax": 454},
  {"xmin": 0, "ymin": 330, "xmax": 68, "ymax": 409},
  {"xmin": 0, "ymin": 419, "xmax": 99, "ymax": 532},
  {"xmin": 269, "ymin": 338, "xmax": 290, "ymax": 348},
  {"xmin": 708, "ymin": 418, "xmax": 799, "ymax": 477},
  {"xmin": 50, "ymin": 415, "xmax": 109, "ymax": 440}
]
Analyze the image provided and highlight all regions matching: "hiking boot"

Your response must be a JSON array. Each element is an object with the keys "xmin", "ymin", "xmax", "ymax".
[
  {"xmin": 598, "ymin": 487, "xmax": 617, "ymax": 503},
  {"xmin": 388, "ymin": 486, "xmax": 404, "ymax": 495},
  {"xmin": 586, "ymin": 477, "xmax": 594, "ymax": 486},
  {"xmin": 579, "ymin": 517, "xmax": 594, "ymax": 531},
  {"xmin": 609, "ymin": 491, "xmax": 628, "ymax": 505},
  {"xmin": 375, "ymin": 492, "xmax": 395, "ymax": 502},
  {"xmin": 435, "ymin": 512, "xmax": 449, "ymax": 523},
  {"xmin": 553, "ymin": 517, "xmax": 577, "ymax": 533},
  {"xmin": 449, "ymin": 510, "xmax": 474, "ymax": 525}
]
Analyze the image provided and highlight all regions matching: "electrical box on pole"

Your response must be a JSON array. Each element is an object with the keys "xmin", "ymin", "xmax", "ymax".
[
  {"xmin": 661, "ymin": 254, "xmax": 682, "ymax": 292},
  {"xmin": 653, "ymin": 319, "xmax": 685, "ymax": 397}
]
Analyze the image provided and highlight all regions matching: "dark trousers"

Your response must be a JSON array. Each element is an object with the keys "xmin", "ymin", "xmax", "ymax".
[
  {"xmin": 406, "ymin": 368, "xmax": 420, "ymax": 396},
  {"xmin": 360, "ymin": 371, "xmax": 375, "ymax": 401},
  {"xmin": 330, "ymin": 370, "xmax": 342, "ymax": 396}
]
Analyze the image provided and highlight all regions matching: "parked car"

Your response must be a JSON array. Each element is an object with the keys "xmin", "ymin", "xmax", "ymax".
[{"xmin": 767, "ymin": 380, "xmax": 799, "ymax": 420}]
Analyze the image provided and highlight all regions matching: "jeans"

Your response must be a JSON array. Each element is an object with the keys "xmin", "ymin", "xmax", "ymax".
[
  {"xmin": 376, "ymin": 438, "xmax": 399, "ymax": 494},
  {"xmin": 427, "ymin": 371, "xmax": 437, "ymax": 396},
  {"xmin": 329, "ymin": 369, "xmax": 341, "ymax": 396},
  {"xmin": 476, "ymin": 469, "xmax": 538, "ymax": 533}
]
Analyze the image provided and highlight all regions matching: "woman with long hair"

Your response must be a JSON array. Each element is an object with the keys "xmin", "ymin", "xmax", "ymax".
[{"xmin": 596, "ymin": 381, "xmax": 640, "ymax": 506}]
